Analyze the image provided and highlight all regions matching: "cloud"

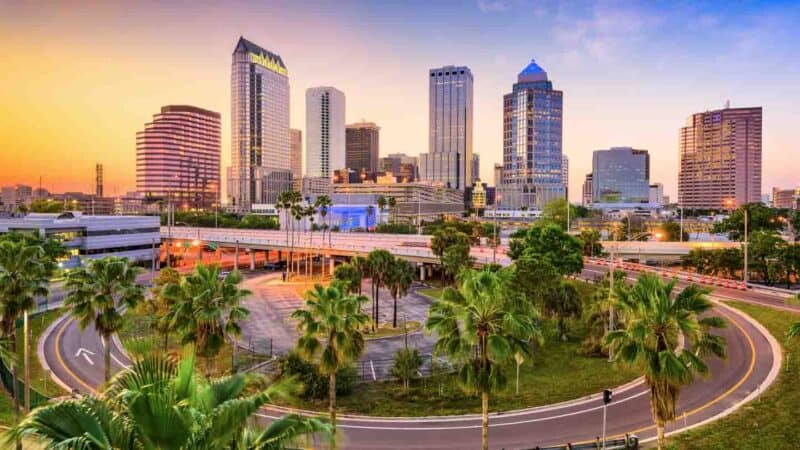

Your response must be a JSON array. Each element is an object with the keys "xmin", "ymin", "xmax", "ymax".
[{"xmin": 477, "ymin": 0, "xmax": 510, "ymax": 13}]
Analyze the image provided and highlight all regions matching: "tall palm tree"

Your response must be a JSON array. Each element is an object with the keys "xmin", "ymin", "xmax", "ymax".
[
  {"xmin": 387, "ymin": 196, "xmax": 396, "ymax": 223},
  {"xmin": 291, "ymin": 285, "xmax": 368, "ymax": 448},
  {"xmin": 426, "ymin": 268, "xmax": 541, "ymax": 450},
  {"xmin": 0, "ymin": 239, "xmax": 50, "ymax": 445},
  {"xmin": 65, "ymin": 257, "xmax": 145, "ymax": 382},
  {"xmin": 164, "ymin": 264, "xmax": 250, "ymax": 374},
  {"xmin": 350, "ymin": 255, "xmax": 369, "ymax": 295},
  {"xmin": 386, "ymin": 258, "xmax": 415, "ymax": 328},
  {"xmin": 365, "ymin": 205, "xmax": 375, "ymax": 231},
  {"xmin": 367, "ymin": 250, "xmax": 394, "ymax": 331},
  {"xmin": 606, "ymin": 273, "xmax": 727, "ymax": 450},
  {"xmin": 7, "ymin": 349, "xmax": 331, "ymax": 449},
  {"xmin": 315, "ymin": 195, "xmax": 333, "ymax": 245}
]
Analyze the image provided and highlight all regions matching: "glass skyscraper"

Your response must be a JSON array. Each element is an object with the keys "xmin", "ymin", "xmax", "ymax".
[
  {"xmin": 228, "ymin": 37, "xmax": 291, "ymax": 210},
  {"xmin": 591, "ymin": 147, "xmax": 650, "ymax": 205},
  {"xmin": 500, "ymin": 59, "xmax": 563, "ymax": 209},
  {"xmin": 419, "ymin": 65, "xmax": 473, "ymax": 190}
]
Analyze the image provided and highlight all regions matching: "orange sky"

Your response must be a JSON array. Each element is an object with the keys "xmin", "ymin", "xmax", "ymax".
[{"xmin": 2, "ymin": 2, "xmax": 799, "ymax": 201}]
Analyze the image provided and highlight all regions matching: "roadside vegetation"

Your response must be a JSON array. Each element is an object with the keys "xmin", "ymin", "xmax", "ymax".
[{"xmin": 667, "ymin": 301, "xmax": 800, "ymax": 449}]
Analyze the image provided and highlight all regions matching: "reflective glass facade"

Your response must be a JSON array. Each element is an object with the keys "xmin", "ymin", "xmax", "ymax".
[
  {"xmin": 591, "ymin": 147, "xmax": 650, "ymax": 204},
  {"xmin": 421, "ymin": 65, "xmax": 473, "ymax": 190},
  {"xmin": 500, "ymin": 59, "xmax": 564, "ymax": 209},
  {"xmin": 229, "ymin": 37, "xmax": 290, "ymax": 210}
]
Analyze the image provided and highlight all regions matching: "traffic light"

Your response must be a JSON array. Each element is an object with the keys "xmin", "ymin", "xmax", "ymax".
[{"xmin": 603, "ymin": 389, "xmax": 613, "ymax": 405}]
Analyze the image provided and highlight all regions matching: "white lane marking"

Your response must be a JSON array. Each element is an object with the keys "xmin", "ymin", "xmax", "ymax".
[
  {"xmin": 75, "ymin": 348, "xmax": 95, "ymax": 366},
  {"xmin": 256, "ymin": 391, "xmax": 651, "ymax": 430}
]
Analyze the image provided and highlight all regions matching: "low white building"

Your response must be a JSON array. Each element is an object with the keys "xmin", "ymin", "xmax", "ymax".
[{"xmin": 0, "ymin": 212, "xmax": 159, "ymax": 268}]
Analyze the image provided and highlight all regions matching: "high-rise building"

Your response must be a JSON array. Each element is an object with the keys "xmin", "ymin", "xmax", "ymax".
[
  {"xmin": 678, "ymin": 106, "xmax": 762, "ymax": 209},
  {"xmin": 345, "ymin": 121, "xmax": 380, "ymax": 176},
  {"xmin": 289, "ymin": 128, "xmax": 303, "ymax": 191},
  {"xmin": 136, "ymin": 105, "xmax": 221, "ymax": 209},
  {"xmin": 562, "ymin": 154, "xmax": 569, "ymax": 200},
  {"xmin": 379, "ymin": 153, "xmax": 418, "ymax": 182},
  {"xmin": 228, "ymin": 37, "xmax": 291, "ymax": 210},
  {"xmin": 419, "ymin": 65, "xmax": 473, "ymax": 190},
  {"xmin": 499, "ymin": 59, "xmax": 564, "ymax": 209},
  {"xmin": 95, "ymin": 163, "xmax": 104, "ymax": 198},
  {"xmin": 772, "ymin": 187, "xmax": 799, "ymax": 209},
  {"xmin": 582, "ymin": 174, "xmax": 593, "ymax": 207},
  {"xmin": 493, "ymin": 164, "xmax": 503, "ymax": 188},
  {"xmin": 472, "ymin": 154, "xmax": 480, "ymax": 184},
  {"xmin": 649, "ymin": 183, "xmax": 664, "ymax": 205},
  {"xmin": 306, "ymin": 87, "xmax": 345, "ymax": 179},
  {"xmin": 1, "ymin": 184, "xmax": 32, "ymax": 212},
  {"xmin": 591, "ymin": 147, "xmax": 650, "ymax": 205}
]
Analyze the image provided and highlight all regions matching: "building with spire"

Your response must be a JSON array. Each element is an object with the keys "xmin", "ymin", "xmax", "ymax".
[
  {"xmin": 227, "ymin": 37, "xmax": 291, "ymax": 210},
  {"xmin": 498, "ymin": 59, "xmax": 564, "ymax": 209}
]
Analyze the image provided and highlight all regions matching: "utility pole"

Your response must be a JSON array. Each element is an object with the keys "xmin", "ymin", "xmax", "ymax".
[
  {"xmin": 608, "ymin": 243, "xmax": 615, "ymax": 363},
  {"xmin": 602, "ymin": 389, "xmax": 613, "ymax": 449},
  {"xmin": 744, "ymin": 207, "xmax": 749, "ymax": 286}
]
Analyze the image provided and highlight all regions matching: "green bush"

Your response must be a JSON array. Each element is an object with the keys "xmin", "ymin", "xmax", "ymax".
[{"xmin": 279, "ymin": 352, "xmax": 357, "ymax": 399}]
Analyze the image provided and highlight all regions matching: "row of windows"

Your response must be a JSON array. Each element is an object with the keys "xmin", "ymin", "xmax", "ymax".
[{"xmin": 81, "ymin": 243, "xmax": 157, "ymax": 255}]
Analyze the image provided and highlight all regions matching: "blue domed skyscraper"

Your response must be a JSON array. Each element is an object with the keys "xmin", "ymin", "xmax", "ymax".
[{"xmin": 497, "ymin": 58, "xmax": 565, "ymax": 210}]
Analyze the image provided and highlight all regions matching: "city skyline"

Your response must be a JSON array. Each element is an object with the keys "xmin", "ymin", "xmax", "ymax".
[{"xmin": 2, "ymin": 1, "xmax": 799, "ymax": 201}]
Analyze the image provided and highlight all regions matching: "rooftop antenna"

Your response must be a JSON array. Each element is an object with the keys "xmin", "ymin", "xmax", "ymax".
[{"xmin": 724, "ymin": 99, "xmax": 730, "ymax": 109}]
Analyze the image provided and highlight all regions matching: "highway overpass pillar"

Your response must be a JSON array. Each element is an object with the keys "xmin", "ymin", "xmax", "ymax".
[
  {"xmin": 234, "ymin": 241, "xmax": 240, "ymax": 270},
  {"xmin": 329, "ymin": 258, "xmax": 335, "ymax": 275},
  {"xmin": 250, "ymin": 251, "xmax": 256, "ymax": 271},
  {"xmin": 420, "ymin": 265, "xmax": 426, "ymax": 281}
]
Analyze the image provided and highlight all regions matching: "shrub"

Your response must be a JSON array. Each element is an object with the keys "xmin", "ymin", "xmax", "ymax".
[{"xmin": 279, "ymin": 352, "xmax": 357, "ymax": 399}]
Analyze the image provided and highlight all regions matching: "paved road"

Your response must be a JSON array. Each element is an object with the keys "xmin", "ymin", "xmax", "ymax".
[{"xmin": 40, "ymin": 261, "xmax": 786, "ymax": 448}]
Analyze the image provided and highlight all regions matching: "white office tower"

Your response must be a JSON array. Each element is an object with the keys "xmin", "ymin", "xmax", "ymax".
[{"xmin": 306, "ymin": 86, "xmax": 346, "ymax": 179}]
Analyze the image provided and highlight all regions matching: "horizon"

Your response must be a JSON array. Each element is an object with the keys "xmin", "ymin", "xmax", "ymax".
[{"xmin": 2, "ymin": 1, "xmax": 799, "ymax": 202}]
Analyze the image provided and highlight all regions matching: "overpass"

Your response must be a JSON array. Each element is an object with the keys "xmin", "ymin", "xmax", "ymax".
[{"xmin": 162, "ymin": 226, "xmax": 740, "ymax": 270}]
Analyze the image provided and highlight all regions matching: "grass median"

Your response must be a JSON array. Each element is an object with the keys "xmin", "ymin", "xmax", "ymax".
[{"xmin": 667, "ymin": 301, "xmax": 800, "ymax": 449}]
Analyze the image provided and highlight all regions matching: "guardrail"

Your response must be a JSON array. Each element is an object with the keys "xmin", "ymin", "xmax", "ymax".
[
  {"xmin": 524, "ymin": 435, "xmax": 639, "ymax": 450},
  {"xmin": 585, "ymin": 256, "xmax": 747, "ymax": 291}
]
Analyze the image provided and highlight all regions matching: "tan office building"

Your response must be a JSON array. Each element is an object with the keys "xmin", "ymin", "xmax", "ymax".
[{"xmin": 678, "ymin": 106, "xmax": 762, "ymax": 209}]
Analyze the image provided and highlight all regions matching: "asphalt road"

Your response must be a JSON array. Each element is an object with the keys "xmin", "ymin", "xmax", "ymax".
[{"xmin": 39, "ymin": 262, "xmax": 785, "ymax": 448}]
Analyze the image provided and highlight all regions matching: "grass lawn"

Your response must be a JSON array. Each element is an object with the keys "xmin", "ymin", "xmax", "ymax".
[
  {"xmin": 277, "ymin": 317, "xmax": 641, "ymax": 416},
  {"xmin": 119, "ymin": 309, "xmax": 270, "ymax": 376},
  {"xmin": 364, "ymin": 321, "xmax": 421, "ymax": 340},
  {"xmin": 417, "ymin": 287, "xmax": 444, "ymax": 300},
  {"xmin": 15, "ymin": 309, "xmax": 68, "ymax": 398},
  {"xmin": 667, "ymin": 301, "xmax": 800, "ymax": 449}
]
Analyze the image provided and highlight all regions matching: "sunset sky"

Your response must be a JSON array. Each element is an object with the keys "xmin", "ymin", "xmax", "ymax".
[{"xmin": 2, "ymin": 1, "xmax": 799, "ymax": 201}]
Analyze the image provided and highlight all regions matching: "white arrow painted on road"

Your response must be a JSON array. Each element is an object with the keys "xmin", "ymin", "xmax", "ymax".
[{"xmin": 75, "ymin": 348, "xmax": 96, "ymax": 366}]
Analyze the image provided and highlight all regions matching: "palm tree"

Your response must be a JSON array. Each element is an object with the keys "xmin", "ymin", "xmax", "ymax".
[
  {"xmin": 367, "ymin": 250, "xmax": 394, "ymax": 331},
  {"xmin": 376, "ymin": 195, "xmax": 386, "ymax": 219},
  {"xmin": 606, "ymin": 273, "xmax": 727, "ymax": 450},
  {"xmin": 0, "ymin": 239, "xmax": 50, "ymax": 444},
  {"xmin": 291, "ymin": 285, "xmax": 368, "ymax": 448},
  {"xmin": 315, "ymin": 195, "xmax": 333, "ymax": 245},
  {"xmin": 7, "ymin": 349, "xmax": 331, "ymax": 449},
  {"xmin": 164, "ymin": 264, "xmax": 250, "ymax": 374},
  {"xmin": 365, "ymin": 205, "xmax": 375, "ymax": 231},
  {"xmin": 387, "ymin": 196, "xmax": 396, "ymax": 223},
  {"xmin": 64, "ymin": 257, "xmax": 145, "ymax": 382},
  {"xmin": 350, "ymin": 255, "xmax": 369, "ymax": 295},
  {"xmin": 426, "ymin": 268, "xmax": 541, "ymax": 450},
  {"xmin": 386, "ymin": 258, "xmax": 415, "ymax": 328}
]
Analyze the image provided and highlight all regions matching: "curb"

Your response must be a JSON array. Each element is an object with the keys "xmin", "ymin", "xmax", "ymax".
[{"xmin": 37, "ymin": 312, "xmax": 75, "ymax": 394}]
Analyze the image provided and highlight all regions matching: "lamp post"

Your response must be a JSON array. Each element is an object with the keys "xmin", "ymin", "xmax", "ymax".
[{"xmin": 493, "ymin": 195, "xmax": 502, "ymax": 264}]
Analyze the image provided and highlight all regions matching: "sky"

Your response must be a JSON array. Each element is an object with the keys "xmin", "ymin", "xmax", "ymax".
[{"xmin": 1, "ymin": 0, "xmax": 799, "ymax": 202}]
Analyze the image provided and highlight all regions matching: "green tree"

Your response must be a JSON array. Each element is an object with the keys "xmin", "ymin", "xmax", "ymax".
[
  {"xmin": 333, "ymin": 263, "xmax": 362, "ymax": 295},
  {"xmin": 386, "ymin": 258, "xmax": 416, "ymax": 328},
  {"xmin": 291, "ymin": 285, "xmax": 369, "ymax": 446},
  {"xmin": 376, "ymin": 195, "xmax": 387, "ymax": 216},
  {"xmin": 748, "ymin": 230, "xmax": 783, "ymax": 285},
  {"xmin": 713, "ymin": 203, "xmax": 782, "ymax": 240},
  {"xmin": 163, "ymin": 265, "xmax": 250, "ymax": 374},
  {"xmin": 390, "ymin": 348, "xmax": 424, "ymax": 391},
  {"xmin": 65, "ymin": 257, "xmax": 144, "ymax": 382},
  {"xmin": 543, "ymin": 281, "xmax": 582, "ymax": 341},
  {"xmin": 508, "ymin": 223, "xmax": 583, "ymax": 276},
  {"xmin": 0, "ymin": 239, "xmax": 50, "ymax": 442},
  {"xmin": 606, "ymin": 274, "xmax": 727, "ymax": 450},
  {"xmin": 29, "ymin": 198, "xmax": 64, "ymax": 213},
  {"xmin": 365, "ymin": 205, "xmax": 376, "ymax": 230},
  {"xmin": 578, "ymin": 229, "xmax": 603, "ymax": 257},
  {"xmin": 366, "ymin": 250, "xmax": 394, "ymax": 330},
  {"xmin": 426, "ymin": 269, "xmax": 542, "ymax": 450},
  {"xmin": 442, "ymin": 242, "xmax": 473, "ymax": 285},
  {"xmin": 387, "ymin": 196, "xmax": 397, "ymax": 222},
  {"xmin": 541, "ymin": 198, "xmax": 576, "ymax": 231},
  {"xmin": 315, "ymin": 194, "xmax": 333, "ymax": 248},
  {"xmin": 350, "ymin": 256, "xmax": 369, "ymax": 295},
  {"xmin": 777, "ymin": 242, "xmax": 800, "ymax": 288},
  {"xmin": 239, "ymin": 214, "xmax": 279, "ymax": 230},
  {"xmin": 8, "ymin": 349, "xmax": 331, "ymax": 449},
  {"xmin": 431, "ymin": 226, "xmax": 472, "ymax": 284},
  {"xmin": 581, "ymin": 269, "xmax": 629, "ymax": 356},
  {"xmin": 141, "ymin": 267, "xmax": 182, "ymax": 351},
  {"xmin": 660, "ymin": 220, "xmax": 688, "ymax": 242}
]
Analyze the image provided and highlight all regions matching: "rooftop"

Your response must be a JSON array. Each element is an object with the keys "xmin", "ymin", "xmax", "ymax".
[
  {"xmin": 518, "ymin": 59, "xmax": 548, "ymax": 83},
  {"xmin": 234, "ymin": 36, "xmax": 286, "ymax": 70}
]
